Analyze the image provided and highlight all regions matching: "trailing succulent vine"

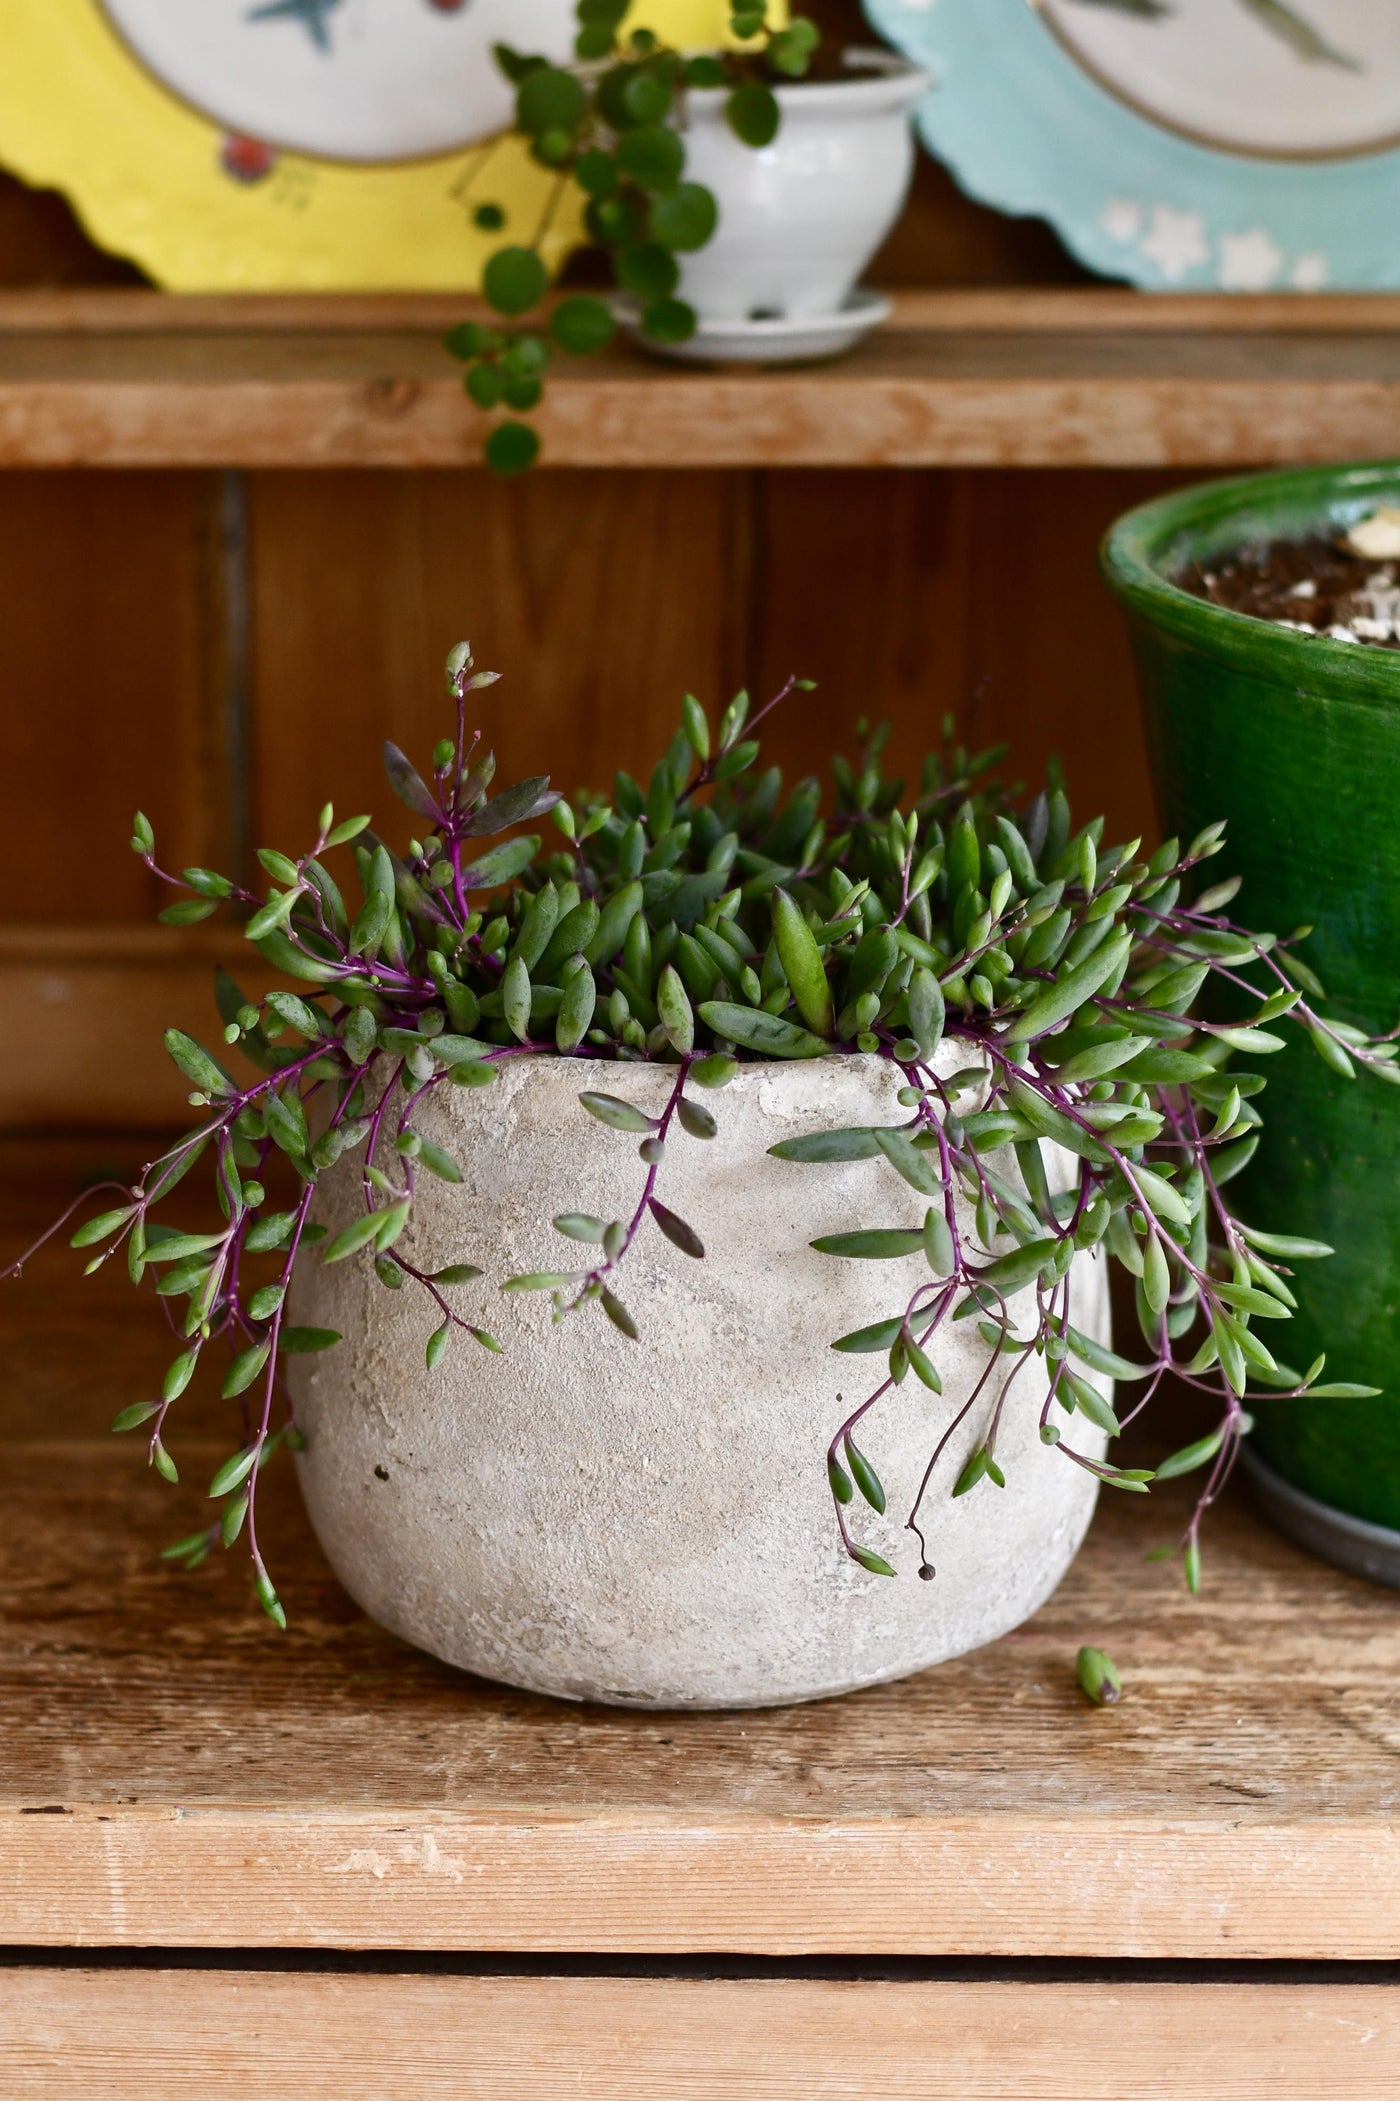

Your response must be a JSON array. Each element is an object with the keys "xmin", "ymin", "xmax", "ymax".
[
  {"xmin": 448, "ymin": 0, "xmax": 821, "ymax": 471},
  {"xmin": 6, "ymin": 646, "xmax": 1391, "ymax": 1625}
]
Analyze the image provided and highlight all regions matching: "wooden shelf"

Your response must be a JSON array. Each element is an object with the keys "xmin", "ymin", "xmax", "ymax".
[
  {"xmin": 7, "ymin": 1971, "xmax": 1398, "ymax": 2098},
  {"xmin": 4, "ymin": 289, "xmax": 1400, "ymax": 469},
  {"xmin": 4, "ymin": 1136, "xmax": 1399, "ymax": 1962}
]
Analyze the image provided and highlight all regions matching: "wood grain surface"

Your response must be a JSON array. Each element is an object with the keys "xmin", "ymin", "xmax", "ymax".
[
  {"xmin": 2, "ymin": 1140, "xmax": 1398, "ymax": 1956},
  {"xmin": 4, "ymin": 460, "xmax": 1172, "ymax": 1126},
  {"xmin": 0, "ymin": 292, "xmax": 1399, "ymax": 468},
  {"xmin": 0, "ymin": 471, "xmax": 222, "ymax": 922},
  {"xmin": 3, "ymin": 1973, "xmax": 1398, "ymax": 2097},
  {"xmin": 0, "ymin": 931, "xmax": 254, "ymax": 1128}
]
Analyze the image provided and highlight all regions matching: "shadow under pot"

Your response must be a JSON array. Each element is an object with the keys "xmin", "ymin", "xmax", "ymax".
[{"xmin": 1101, "ymin": 461, "xmax": 1400, "ymax": 1588}]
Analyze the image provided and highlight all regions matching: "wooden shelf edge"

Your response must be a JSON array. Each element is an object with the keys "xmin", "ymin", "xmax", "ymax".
[
  {"xmin": 1, "ymin": 287, "xmax": 1399, "ymax": 468},
  {"xmin": 3, "ymin": 1806, "xmax": 1398, "ymax": 1957},
  {"xmin": 4, "ymin": 1973, "xmax": 1396, "ymax": 2097},
  {"xmin": 2, "ymin": 286, "xmax": 1400, "ymax": 333},
  {"xmin": 5, "ymin": 374, "xmax": 1400, "ymax": 471}
]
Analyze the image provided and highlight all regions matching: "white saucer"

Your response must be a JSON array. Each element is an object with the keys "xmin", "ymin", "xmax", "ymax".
[{"xmin": 616, "ymin": 288, "xmax": 891, "ymax": 366}]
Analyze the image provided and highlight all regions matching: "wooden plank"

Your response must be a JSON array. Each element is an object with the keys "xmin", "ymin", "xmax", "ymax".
[
  {"xmin": 2, "ymin": 1140, "xmax": 1399, "ymax": 1957},
  {"xmin": 0, "ymin": 464, "xmax": 1167, "ymax": 1129},
  {"xmin": 0, "ymin": 931, "xmax": 245, "ymax": 1128},
  {"xmin": 246, "ymin": 470, "xmax": 747, "ymax": 851},
  {"xmin": 1, "ymin": 292, "xmax": 1400, "ymax": 467},
  {"xmin": 0, "ymin": 472, "xmax": 223, "ymax": 922},
  {"xmin": 4, "ymin": 288, "xmax": 1400, "ymax": 333},
  {"xmin": 749, "ymin": 468, "xmax": 1174, "ymax": 851},
  {"xmin": 4, "ymin": 1973, "xmax": 1398, "ymax": 2098}
]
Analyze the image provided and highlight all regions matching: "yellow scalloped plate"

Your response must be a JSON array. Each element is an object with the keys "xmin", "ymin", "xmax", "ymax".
[{"xmin": 0, "ymin": 0, "xmax": 749, "ymax": 290}]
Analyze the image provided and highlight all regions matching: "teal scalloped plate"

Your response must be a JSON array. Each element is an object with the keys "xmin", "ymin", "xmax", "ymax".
[{"xmin": 863, "ymin": 0, "xmax": 1400, "ymax": 290}]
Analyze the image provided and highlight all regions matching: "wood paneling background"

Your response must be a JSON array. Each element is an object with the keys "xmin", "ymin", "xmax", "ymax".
[{"xmin": 0, "ymin": 21, "xmax": 1198, "ymax": 1126}]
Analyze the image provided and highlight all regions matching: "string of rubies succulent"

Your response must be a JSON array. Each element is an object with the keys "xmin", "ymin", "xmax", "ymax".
[
  {"xmin": 448, "ymin": 0, "xmax": 821, "ymax": 472},
  {"xmin": 5, "ymin": 645, "xmax": 1390, "ymax": 1624}
]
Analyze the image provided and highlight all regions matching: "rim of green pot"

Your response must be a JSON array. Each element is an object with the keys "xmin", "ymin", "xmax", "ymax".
[{"xmin": 1100, "ymin": 460, "xmax": 1400, "ymax": 710}]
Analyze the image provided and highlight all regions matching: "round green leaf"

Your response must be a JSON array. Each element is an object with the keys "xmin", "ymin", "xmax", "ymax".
[
  {"xmin": 533, "ymin": 128, "xmax": 575, "ymax": 167},
  {"xmin": 482, "ymin": 245, "xmax": 549, "ymax": 318},
  {"xmin": 769, "ymin": 22, "xmax": 819, "ymax": 75},
  {"xmin": 616, "ymin": 241, "xmax": 680, "ymax": 302},
  {"xmin": 596, "ymin": 61, "xmax": 638, "ymax": 129},
  {"xmin": 444, "ymin": 319, "xmax": 491, "ymax": 360},
  {"xmin": 517, "ymin": 66, "xmax": 587, "ymax": 139},
  {"xmin": 500, "ymin": 332, "xmax": 550, "ymax": 377},
  {"xmin": 650, "ymin": 182, "xmax": 718, "ymax": 253},
  {"xmin": 621, "ymin": 70, "xmax": 672, "ymax": 125},
  {"xmin": 573, "ymin": 148, "xmax": 618, "ymax": 198},
  {"xmin": 726, "ymin": 80, "xmax": 780, "ymax": 148},
  {"xmin": 617, "ymin": 123, "xmax": 685, "ymax": 192},
  {"xmin": 574, "ymin": 23, "xmax": 615, "ymax": 60},
  {"xmin": 640, "ymin": 297, "xmax": 696, "ymax": 346},
  {"xmin": 465, "ymin": 362, "xmax": 503, "ymax": 409},
  {"xmin": 485, "ymin": 421, "xmax": 541, "ymax": 476},
  {"xmin": 552, "ymin": 294, "xmax": 615, "ymax": 357},
  {"xmin": 585, "ymin": 192, "xmax": 645, "ymax": 247}
]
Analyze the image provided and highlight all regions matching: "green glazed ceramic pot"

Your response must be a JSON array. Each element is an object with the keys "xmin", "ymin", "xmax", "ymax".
[{"xmin": 1102, "ymin": 462, "xmax": 1400, "ymax": 1538}]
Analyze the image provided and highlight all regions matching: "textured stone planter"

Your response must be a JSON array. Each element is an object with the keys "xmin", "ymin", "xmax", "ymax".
[
  {"xmin": 290, "ymin": 1051, "xmax": 1110, "ymax": 1710},
  {"xmin": 674, "ymin": 53, "xmax": 929, "ymax": 325}
]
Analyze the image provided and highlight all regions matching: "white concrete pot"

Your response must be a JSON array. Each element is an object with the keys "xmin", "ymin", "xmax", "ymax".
[
  {"xmin": 290, "ymin": 1051, "xmax": 1110, "ymax": 1710},
  {"xmin": 674, "ymin": 52, "xmax": 930, "ymax": 324}
]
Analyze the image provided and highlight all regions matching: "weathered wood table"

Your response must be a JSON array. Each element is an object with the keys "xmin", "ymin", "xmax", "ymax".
[{"xmin": 2, "ymin": 1139, "xmax": 1397, "ymax": 2094}]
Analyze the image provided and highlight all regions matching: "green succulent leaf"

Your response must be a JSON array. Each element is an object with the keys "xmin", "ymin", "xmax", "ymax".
[
  {"xmin": 278, "ymin": 1326, "xmax": 342, "ymax": 1354},
  {"xmin": 769, "ymin": 1127, "xmax": 882, "ymax": 1162},
  {"xmin": 831, "ymin": 1317, "xmax": 905, "ymax": 1355},
  {"xmin": 579, "ymin": 1091, "xmax": 656, "ymax": 1133},
  {"xmin": 843, "ymin": 1433, "xmax": 886, "ymax": 1515},
  {"xmin": 848, "ymin": 1544, "xmax": 897, "ymax": 1578},
  {"xmin": 697, "ymin": 1001, "xmax": 828, "ymax": 1058},
  {"xmin": 771, "ymin": 888, "xmax": 834, "ymax": 1038},
  {"xmin": 811, "ymin": 1228, "xmax": 926, "ymax": 1261}
]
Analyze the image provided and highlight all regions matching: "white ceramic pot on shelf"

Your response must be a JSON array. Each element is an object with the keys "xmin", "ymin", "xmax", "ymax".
[
  {"xmin": 290, "ymin": 1049, "xmax": 1110, "ymax": 1711},
  {"xmin": 619, "ymin": 50, "xmax": 930, "ymax": 362},
  {"xmin": 676, "ymin": 52, "xmax": 929, "ymax": 322}
]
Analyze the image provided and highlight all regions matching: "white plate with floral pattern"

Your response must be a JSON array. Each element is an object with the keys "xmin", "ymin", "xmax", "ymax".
[{"xmin": 865, "ymin": 0, "xmax": 1400, "ymax": 290}]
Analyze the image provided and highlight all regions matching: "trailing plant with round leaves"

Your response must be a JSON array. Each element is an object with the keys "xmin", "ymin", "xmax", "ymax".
[
  {"xmin": 447, "ymin": 0, "xmax": 821, "ymax": 472},
  {"xmin": 6, "ymin": 645, "xmax": 1392, "ymax": 1626}
]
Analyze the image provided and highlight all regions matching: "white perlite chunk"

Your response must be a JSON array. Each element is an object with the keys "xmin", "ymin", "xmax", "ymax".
[{"xmin": 1345, "ymin": 507, "xmax": 1400, "ymax": 560}]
